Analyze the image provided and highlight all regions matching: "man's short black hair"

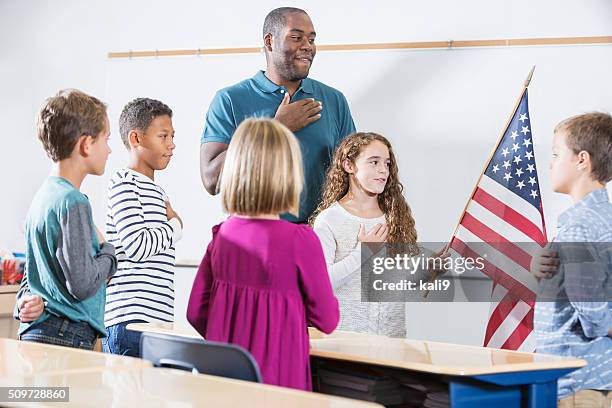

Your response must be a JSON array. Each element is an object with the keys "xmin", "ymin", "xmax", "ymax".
[
  {"xmin": 262, "ymin": 7, "xmax": 307, "ymax": 38},
  {"xmin": 119, "ymin": 98, "xmax": 172, "ymax": 149}
]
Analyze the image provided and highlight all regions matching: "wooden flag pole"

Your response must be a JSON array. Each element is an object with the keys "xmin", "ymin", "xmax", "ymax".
[{"xmin": 423, "ymin": 66, "xmax": 536, "ymax": 297}]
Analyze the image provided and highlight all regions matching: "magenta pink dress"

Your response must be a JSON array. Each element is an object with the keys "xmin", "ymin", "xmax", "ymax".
[{"xmin": 187, "ymin": 217, "xmax": 339, "ymax": 390}]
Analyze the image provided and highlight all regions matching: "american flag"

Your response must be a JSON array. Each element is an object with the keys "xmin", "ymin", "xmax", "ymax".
[{"xmin": 450, "ymin": 89, "xmax": 547, "ymax": 351}]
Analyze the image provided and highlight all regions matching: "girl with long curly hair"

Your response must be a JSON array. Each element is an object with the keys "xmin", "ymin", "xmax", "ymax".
[{"xmin": 310, "ymin": 132, "xmax": 418, "ymax": 337}]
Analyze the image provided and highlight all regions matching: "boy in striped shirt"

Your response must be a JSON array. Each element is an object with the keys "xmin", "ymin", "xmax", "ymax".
[{"xmin": 103, "ymin": 98, "xmax": 183, "ymax": 357}]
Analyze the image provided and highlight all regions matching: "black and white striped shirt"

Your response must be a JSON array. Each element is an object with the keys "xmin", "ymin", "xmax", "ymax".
[{"xmin": 105, "ymin": 168, "xmax": 182, "ymax": 327}]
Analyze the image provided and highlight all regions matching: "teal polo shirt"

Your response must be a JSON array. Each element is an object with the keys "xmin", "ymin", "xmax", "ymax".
[{"xmin": 201, "ymin": 71, "xmax": 356, "ymax": 223}]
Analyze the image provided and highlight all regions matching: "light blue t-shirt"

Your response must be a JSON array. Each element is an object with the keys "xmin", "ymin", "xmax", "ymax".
[{"xmin": 201, "ymin": 71, "xmax": 356, "ymax": 223}]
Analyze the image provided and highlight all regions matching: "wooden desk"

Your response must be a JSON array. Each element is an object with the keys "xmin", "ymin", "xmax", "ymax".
[
  {"xmin": 0, "ymin": 285, "xmax": 20, "ymax": 294},
  {"xmin": 127, "ymin": 321, "xmax": 201, "ymax": 339},
  {"xmin": 0, "ymin": 338, "xmax": 150, "ymax": 377},
  {"xmin": 0, "ymin": 366, "xmax": 382, "ymax": 407},
  {"xmin": 126, "ymin": 322, "xmax": 365, "ymax": 341},
  {"xmin": 128, "ymin": 323, "xmax": 586, "ymax": 407},
  {"xmin": 128, "ymin": 323, "xmax": 584, "ymax": 374},
  {"xmin": 309, "ymin": 334, "xmax": 585, "ymax": 408},
  {"xmin": 309, "ymin": 334, "xmax": 585, "ymax": 376}
]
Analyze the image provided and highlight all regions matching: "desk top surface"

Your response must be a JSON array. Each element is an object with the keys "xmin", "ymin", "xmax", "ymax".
[
  {"xmin": 128, "ymin": 323, "xmax": 586, "ymax": 376},
  {"xmin": 309, "ymin": 334, "xmax": 585, "ymax": 376},
  {"xmin": 0, "ymin": 366, "xmax": 381, "ymax": 408},
  {"xmin": 0, "ymin": 338, "xmax": 151, "ymax": 376},
  {"xmin": 128, "ymin": 321, "xmax": 201, "ymax": 339}
]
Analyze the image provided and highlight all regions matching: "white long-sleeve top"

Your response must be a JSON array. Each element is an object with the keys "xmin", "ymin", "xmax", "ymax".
[
  {"xmin": 313, "ymin": 202, "xmax": 406, "ymax": 337},
  {"xmin": 104, "ymin": 168, "xmax": 182, "ymax": 327}
]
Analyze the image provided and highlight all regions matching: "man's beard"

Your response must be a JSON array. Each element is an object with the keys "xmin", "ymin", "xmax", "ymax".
[{"xmin": 274, "ymin": 52, "xmax": 311, "ymax": 82}]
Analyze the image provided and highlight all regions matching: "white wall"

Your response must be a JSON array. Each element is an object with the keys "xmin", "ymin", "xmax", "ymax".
[
  {"xmin": 3, "ymin": 0, "xmax": 611, "ymax": 250},
  {"xmin": 0, "ymin": 0, "xmax": 112, "ymax": 251},
  {"xmin": 1, "ymin": 0, "xmax": 611, "ymax": 346}
]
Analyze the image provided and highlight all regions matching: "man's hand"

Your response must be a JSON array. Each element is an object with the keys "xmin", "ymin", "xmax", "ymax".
[
  {"xmin": 18, "ymin": 295, "xmax": 44, "ymax": 322},
  {"xmin": 274, "ymin": 93, "xmax": 322, "ymax": 132},
  {"xmin": 166, "ymin": 200, "xmax": 183, "ymax": 228},
  {"xmin": 530, "ymin": 244, "xmax": 559, "ymax": 279}
]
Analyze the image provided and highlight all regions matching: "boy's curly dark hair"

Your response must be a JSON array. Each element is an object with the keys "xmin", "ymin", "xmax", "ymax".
[{"xmin": 119, "ymin": 98, "xmax": 172, "ymax": 149}]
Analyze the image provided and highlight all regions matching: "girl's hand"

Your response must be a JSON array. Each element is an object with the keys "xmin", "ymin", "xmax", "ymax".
[
  {"xmin": 428, "ymin": 246, "xmax": 451, "ymax": 276},
  {"xmin": 423, "ymin": 246, "xmax": 451, "ymax": 298},
  {"xmin": 358, "ymin": 223, "xmax": 388, "ymax": 243}
]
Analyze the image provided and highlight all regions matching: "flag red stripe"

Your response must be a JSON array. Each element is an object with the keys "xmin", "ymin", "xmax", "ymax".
[
  {"xmin": 473, "ymin": 187, "xmax": 546, "ymax": 246},
  {"xmin": 450, "ymin": 237, "xmax": 535, "ymax": 303},
  {"xmin": 500, "ymin": 307, "xmax": 534, "ymax": 350},
  {"xmin": 459, "ymin": 212, "xmax": 532, "ymax": 272},
  {"xmin": 483, "ymin": 293, "xmax": 518, "ymax": 346}
]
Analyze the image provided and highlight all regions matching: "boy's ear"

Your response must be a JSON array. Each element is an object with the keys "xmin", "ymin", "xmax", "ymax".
[
  {"xmin": 576, "ymin": 150, "xmax": 591, "ymax": 172},
  {"xmin": 77, "ymin": 135, "xmax": 94, "ymax": 158},
  {"xmin": 342, "ymin": 159, "xmax": 354, "ymax": 174},
  {"xmin": 128, "ymin": 130, "xmax": 140, "ymax": 148},
  {"xmin": 263, "ymin": 33, "xmax": 273, "ymax": 52}
]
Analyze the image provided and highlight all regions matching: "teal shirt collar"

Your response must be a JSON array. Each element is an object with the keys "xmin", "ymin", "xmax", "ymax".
[{"xmin": 252, "ymin": 70, "xmax": 313, "ymax": 95}]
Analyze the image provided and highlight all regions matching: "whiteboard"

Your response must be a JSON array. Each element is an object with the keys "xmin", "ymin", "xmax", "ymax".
[{"xmin": 99, "ymin": 43, "xmax": 612, "ymax": 262}]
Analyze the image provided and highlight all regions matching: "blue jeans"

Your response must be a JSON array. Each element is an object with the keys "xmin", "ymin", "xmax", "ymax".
[
  {"xmin": 20, "ymin": 314, "xmax": 98, "ymax": 350},
  {"xmin": 101, "ymin": 320, "xmax": 144, "ymax": 357}
]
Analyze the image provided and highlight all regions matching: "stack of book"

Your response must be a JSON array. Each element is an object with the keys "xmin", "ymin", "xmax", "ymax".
[
  {"xmin": 316, "ymin": 365, "xmax": 425, "ymax": 407},
  {"xmin": 397, "ymin": 375, "xmax": 449, "ymax": 408},
  {"xmin": 422, "ymin": 390, "xmax": 449, "ymax": 408}
]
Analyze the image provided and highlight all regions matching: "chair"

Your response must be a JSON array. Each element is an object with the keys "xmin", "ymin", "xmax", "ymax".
[{"xmin": 140, "ymin": 332, "xmax": 262, "ymax": 383}]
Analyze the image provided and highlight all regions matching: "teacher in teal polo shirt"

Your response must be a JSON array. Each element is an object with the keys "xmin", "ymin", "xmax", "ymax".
[{"xmin": 199, "ymin": 6, "xmax": 356, "ymax": 223}]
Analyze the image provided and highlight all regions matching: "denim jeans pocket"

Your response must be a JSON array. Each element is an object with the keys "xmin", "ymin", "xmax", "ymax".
[{"xmin": 21, "ymin": 315, "xmax": 98, "ymax": 350}]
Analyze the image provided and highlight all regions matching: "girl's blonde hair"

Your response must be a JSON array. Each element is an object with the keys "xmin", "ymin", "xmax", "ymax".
[
  {"xmin": 221, "ymin": 118, "xmax": 304, "ymax": 217},
  {"xmin": 310, "ymin": 132, "xmax": 418, "ymax": 244}
]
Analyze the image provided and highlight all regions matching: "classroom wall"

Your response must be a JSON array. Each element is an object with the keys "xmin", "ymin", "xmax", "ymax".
[
  {"xmin": 2, "ymin": 0, "xmax": 611, "ymax": 346},
  {"xmin": 0, "ymin": 0, "xmax": 111, "ymax": 252}
]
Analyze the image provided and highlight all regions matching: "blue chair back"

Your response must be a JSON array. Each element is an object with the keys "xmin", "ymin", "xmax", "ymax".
[{"xmin": 140, "ymin": 332, "xmax": 262, "ymax": 383}]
